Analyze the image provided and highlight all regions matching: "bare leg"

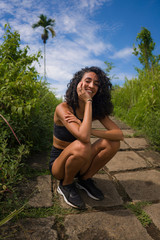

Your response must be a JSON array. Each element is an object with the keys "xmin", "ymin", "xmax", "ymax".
[
  {"xmin": 82, "ymin": 138, "xmax": 120, "ymax": 180},
  {"xmin": 51, "ymin": 140, "xmax": 92, "ymax": 185}
]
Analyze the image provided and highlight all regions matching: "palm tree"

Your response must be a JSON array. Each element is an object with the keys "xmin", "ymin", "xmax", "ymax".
[{"xmin": 32, "ymin": 14, "xmax": 56, "ymax": 79}]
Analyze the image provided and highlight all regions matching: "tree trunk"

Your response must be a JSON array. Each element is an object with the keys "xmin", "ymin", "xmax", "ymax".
[{"xmin": 44, "ymin": 43, "xmax": 46, "ymax": 80}]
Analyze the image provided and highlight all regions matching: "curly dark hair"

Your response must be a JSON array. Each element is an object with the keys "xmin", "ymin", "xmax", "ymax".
[{"xmin": 65, "ymin": 66, "xmax": 113, "ymax": 120}]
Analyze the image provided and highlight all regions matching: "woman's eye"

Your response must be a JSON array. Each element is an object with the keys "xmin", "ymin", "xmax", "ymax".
[{"xmin": 94, "ymin": 82, "xmax": 99, "ymax": 86}]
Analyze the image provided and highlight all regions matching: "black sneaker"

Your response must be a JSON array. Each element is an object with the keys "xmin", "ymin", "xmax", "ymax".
[
  {"xmin": 76, "ymin": 178, "xmax": 104, "ymax": 200},
  {"xmin": 57, "ymin": 181, "xmax": 85, "ymax": 209}
]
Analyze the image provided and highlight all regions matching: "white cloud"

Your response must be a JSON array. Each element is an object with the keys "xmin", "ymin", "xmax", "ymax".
[
  {"xmin": 61, "ymin": 15, "xmax": 77, "ymax": 33},
  {"xmin": 41, "ymin": 38, "xmax": 105, "ymax": 97},
  {"xmin": 110, "ymin": 47, "xmax": 133, "ymax": 59},
  {"xmin": 0, "ymin": 0, "xmax": 124, "ymax": 97},
  {"xmin": 0, "ymin": 2, "xmax": 14, "ymax": 15},
  {"xmin": 80, "ymin": 0, "xmax": 112, "ymax": 11}
]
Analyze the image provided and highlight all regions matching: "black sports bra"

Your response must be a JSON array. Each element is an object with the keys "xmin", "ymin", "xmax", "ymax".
[
  {"xmin": 54, "ymin": 124, "xmax": 77, "ymax": 142},
  {"xmin": 53, "ymin": 108, "xmax": 83, "ymax": 142}
]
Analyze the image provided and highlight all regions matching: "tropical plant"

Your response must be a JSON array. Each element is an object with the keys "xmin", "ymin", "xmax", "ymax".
[
  {"xmin": 133, "ymin": 27, "xmax": 160, "ymax": 70},
  {"xmin": 32, "ymin": 14, "xmax": 56, "ymax": 79}
]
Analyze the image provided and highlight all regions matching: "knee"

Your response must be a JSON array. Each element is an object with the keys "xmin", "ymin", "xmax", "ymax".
[
  {"xmin": 101, "ymin": 139, "xmax": 120, "ymax": 153},
  {"xmin": 73, "ymin": 141, "xmax": 91, "ymax": 160},
  {"xmin": 111, "ymin": 140, "xmax": 120, "ymax": 152},
  {"xmin": 65, "ymin": 142, "xmax": 91, "ymax": 170}
]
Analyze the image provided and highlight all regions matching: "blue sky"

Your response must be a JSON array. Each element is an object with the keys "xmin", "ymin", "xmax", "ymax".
[{"xmin": 0, "ymin": 0, "xmax": 160, "ymax": 98}]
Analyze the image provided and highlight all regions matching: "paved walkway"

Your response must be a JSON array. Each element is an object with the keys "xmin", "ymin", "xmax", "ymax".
[{"xmin": 1, "ymin": 117, "xmax": 160, "ymax": 240}]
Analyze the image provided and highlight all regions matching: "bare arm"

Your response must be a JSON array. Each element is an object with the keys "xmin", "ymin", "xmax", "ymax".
[
  {"xmin": 64, "ymin": 111, "xmax": 81, "ymax": 125},
  {"xmin": 56, "ymin": 82, "xmax": 92, "ymax": 143},
  {"xmin": 91, "ymin": 116, "xmax": 124, "ymax": 141},
  {"xmin": 64, "ymin": 112, "xmax": 124, "ymax": 141}
]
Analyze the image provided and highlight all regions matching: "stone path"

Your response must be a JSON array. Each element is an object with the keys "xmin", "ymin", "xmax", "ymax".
[{"xmin": 1, "ymin": 117, "xmax": 160, "ymax": 240}]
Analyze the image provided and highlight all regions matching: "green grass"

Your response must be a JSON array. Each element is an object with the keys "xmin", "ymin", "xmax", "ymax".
[
  {"xmin": 19, "ymin": 195, "xmax": 80, "ymax": 219},
  {"xmin": 112, "ymin": 67, "xmax": 160, "ymax": 152},
  {"xmin": 125, "ymin": 201, "xmax": 152, "ymax": 227}
]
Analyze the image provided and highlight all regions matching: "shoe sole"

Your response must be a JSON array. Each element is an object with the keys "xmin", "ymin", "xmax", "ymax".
[
  {"xmin": 76, "ymin": 183, "xmax": 101, "ymax": 200},
  {"xmin": 57, "ymin": 186, "xmax": 83, "ymax": 209}
]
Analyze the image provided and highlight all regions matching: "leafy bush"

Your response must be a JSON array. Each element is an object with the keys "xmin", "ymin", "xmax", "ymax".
[
  {"xmin": 0, "ymin": 131, "xmax": 29, "ymax": 195},
  {"xmin": 112, "ymin": 67, "xmax": 160, "ymax": 151},
  {"xmin": 0, "ymin": 24, "xmax": 61, "ymax": 194},
  {"xmin": 0, "ymin": 24, "xmax": 61, "ymax": 150}
]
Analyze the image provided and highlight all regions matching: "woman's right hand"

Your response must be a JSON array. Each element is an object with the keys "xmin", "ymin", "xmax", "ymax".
[{"xmin": 77, "ymin": 82, "xmax": 91, "ymax": 103}]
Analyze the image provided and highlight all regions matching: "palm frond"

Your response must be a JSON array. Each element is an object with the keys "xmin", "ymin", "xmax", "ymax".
[
  {"xmin": 47, "ymin": 18, "xmax": 56, "ymax": 27},
  {"xmin": 47, "ymin": 27, "xmax": 56, "ymax": 37},
  {"xmin": 32, "ymin": 14, "xmax": 56, "ymax": 78},
  {"xmin": 32, "ymin": 23, "xmax": 40, "ymax": 29}
]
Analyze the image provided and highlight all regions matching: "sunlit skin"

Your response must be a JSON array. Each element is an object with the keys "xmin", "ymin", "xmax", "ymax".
[
  {"xmin": 52, "ymin": 72, "xmax": 124, "ymax": 186},
  {"xmin": 79, "ymin": 72, "xmax": 99, "ymax": 98}
]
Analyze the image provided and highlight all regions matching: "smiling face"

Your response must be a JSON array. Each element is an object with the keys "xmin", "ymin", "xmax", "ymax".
[{"xmin": 80, "ymin": 72, "xmax": 99, "ymax": 98}]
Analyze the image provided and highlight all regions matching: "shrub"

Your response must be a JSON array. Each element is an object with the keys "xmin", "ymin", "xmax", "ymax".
[
  {"xmin": 112, "ymin": 67, "xmax": 160, "ymax": 151},
  {"xmin": 0, "ymin": 24, "xmax": 61, "ymax": 194}
]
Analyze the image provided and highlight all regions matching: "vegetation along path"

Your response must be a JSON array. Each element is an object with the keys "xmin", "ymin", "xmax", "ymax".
[{"xmin": 1, "ymin": 117, "xmax": 160, "ymax": 240}]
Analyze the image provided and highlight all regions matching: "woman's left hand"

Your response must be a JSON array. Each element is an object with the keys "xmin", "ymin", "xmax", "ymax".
[{"xmin": 64, "ymin": 111, "xmax": 81, "ymax": 125}]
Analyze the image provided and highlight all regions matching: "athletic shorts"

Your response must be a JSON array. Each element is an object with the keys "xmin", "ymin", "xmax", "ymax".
[
  {"xmin": 49, "ymin": 146, "xmax": 81, "ymax": 178},
  {"xmin": 49, "ymin": 146, "xmax": 63, "ymax": 175}
]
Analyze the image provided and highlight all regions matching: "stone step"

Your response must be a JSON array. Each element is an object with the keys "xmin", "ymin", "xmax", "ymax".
[
  {"xmin": 124, "ymin": 138, "xmax": 149, "ymax": 150},
  {"xmin": 0, "ymin": 217, "xmax": 58, "ymax": 240},
  {"xmin": 106, "ymin": 151, "xmax": 152, "ymax": 173},
  {"xmin": 28, "ymin": 175, "xmax": 53, "ymax": 208},
  {"xmin": 144, "ymin": 203, "xmax": 160, "ymax": 231},
  {"xmin": 91, "ymin": 137, "xmax": 148, "ymax": 151},
  {"xmin": 115, "ymin": 169, "xmax": 160, "ymax": 202},
  {"xmin": 63, "ymin": 210, "xmax": 153, "ymax": 240}
]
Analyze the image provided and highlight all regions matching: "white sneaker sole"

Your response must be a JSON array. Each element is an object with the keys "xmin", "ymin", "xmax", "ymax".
[
  {"xmin": 76, "ymin": 183, "xmax": 100, "ymax": 200},
  {"xmin": 57, "ymin": 186, "xmax": 80, "ymax": 209}
]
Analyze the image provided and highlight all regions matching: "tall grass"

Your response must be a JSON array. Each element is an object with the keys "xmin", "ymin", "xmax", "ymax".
[{"xmin": 112, "ymin": 67, "xmax": 160, "ymax": 151}]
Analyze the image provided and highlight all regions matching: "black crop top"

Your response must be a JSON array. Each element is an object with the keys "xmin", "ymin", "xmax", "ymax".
[
  {"xmin": 53, "ymin": 109, "xmax": 83, "ymax": 142},
  {"xmin": 54, "ymin": 124, "xmax": 77, "ymax": 142}
]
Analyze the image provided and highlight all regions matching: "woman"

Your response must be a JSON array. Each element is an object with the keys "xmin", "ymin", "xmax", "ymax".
[{"xmin": 49, "ymin": 66, "xmax": 123, "ymax": 209}]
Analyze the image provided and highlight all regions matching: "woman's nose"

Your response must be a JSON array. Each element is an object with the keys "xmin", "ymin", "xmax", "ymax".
[{"xmin": 89, "ymin": 81, "xmax": 94, "ymax": 88}]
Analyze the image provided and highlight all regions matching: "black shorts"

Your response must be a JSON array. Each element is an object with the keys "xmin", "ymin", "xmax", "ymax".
[
  {"xmin": 49, "ymin": 146, "xmax": 81, "ymax": 178},
  {"xmin": 49, "ymin": 146, "xmax": 63, "ymax": 174}
]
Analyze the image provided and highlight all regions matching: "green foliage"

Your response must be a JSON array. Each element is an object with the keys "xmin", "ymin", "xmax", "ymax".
[
  {"xmin": 133, "ymin": 27, "xmax": 160, "ymax": 70},
  {"xmin": 0, "ymin": 131, "xmax": 29, "ymax": 194},
  {"xmin": 112, "ymin": 66, "xmax": 160, "ymax": 151},
  {"xmin": 125, "ymin": 202, "xmax": 152, "ymax": 227},
  {"xmin": 19, "ymin": 196, "xmax": 77, "ymax": 219},
  {"xmin": 0, "ymin": 204, "xmax": 25, "ymax": 227},
  {"xmin": 0, "ymin": 24, "xmax": 61, "ymax": 150},
  {"xmin": 0, "ymin": 24, "xmax": 61, "ymax": 197},
  {"xmin": 104, "ymin": 61, "xmax": 118, "ymax": 80},
  {"xmin": 32, "ymin": 14, "xmax": 56, "ymax": 44}
]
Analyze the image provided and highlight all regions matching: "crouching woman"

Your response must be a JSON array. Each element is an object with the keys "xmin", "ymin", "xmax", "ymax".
[{"xmin": 49, "ymin": 66, "xmax": 124, "ymax": 209}]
